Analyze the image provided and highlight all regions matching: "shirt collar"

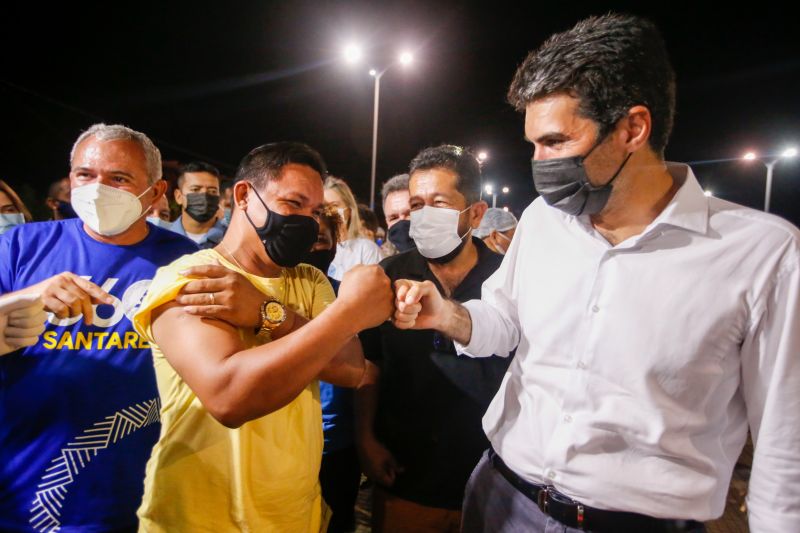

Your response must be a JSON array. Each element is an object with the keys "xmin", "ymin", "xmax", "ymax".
[{"xmin": 649, "ymin": 162, "xmax": 709, "ymax": 235}]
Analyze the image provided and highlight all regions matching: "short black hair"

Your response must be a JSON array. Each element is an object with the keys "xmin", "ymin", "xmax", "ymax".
[
  {"xmin": 177, "ymin": 161, "xmax": 221, "ymax": 188},
  {"xmin": 507, "ymin": 13, "xmax": 676, "ymax": 157},
  {"xmin": 234, "ymin": 142, "xmax": 327, "ymax": 191},
  {"xmin": 408, "ymin": 145, "xmax": 481, "ymax": 204}
]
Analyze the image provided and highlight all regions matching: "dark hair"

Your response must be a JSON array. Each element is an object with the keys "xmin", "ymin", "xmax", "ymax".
[
  {"xmin": 177, "ymin": 161, "xmax": 221, "ymax": 188},
  {"xmin": 507, "ymin": 13, "xmax": 676, "ymax": 157},
  {"xmin": 358, "ymin": 203, "xmax": 379, "ymax": 234},
  {"xmin": 381, "ymin": 173, "xmax": 409, "ymax": 208},
  {"xmin": 408, "ymin": 145, "xmax": 482, "ymax": 204},
  {"xmin": 0, "ymin": 179, "xmax": 33, "ymax": 222},
  {"xmin": 235, "ymin": 142, "xmax": 327, "ymax": 191}
]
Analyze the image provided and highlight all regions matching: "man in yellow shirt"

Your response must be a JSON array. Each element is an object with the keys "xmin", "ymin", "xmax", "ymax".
[{"xmin": 133, "ymin": 142, "xmax": 394, "ymax": 532}]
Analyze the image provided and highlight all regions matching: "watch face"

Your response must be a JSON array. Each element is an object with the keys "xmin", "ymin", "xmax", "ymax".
[{"xmin": 265, "ymin": 301, "xmax": 284, "ymax": 323}]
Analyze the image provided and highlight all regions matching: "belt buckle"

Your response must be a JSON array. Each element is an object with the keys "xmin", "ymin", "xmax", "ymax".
[{"xmin": 537, "ymin": 486, "xmax": 549, "ymax": 513}]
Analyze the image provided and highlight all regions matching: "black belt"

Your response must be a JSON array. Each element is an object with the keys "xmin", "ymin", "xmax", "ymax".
[{"xmin": 488, "ymin": 449, "xmax": 704, "ymax": 533}]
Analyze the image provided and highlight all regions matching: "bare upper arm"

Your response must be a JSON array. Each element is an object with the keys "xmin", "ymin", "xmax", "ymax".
[{"xmin": 151, "ymin": 301, "xmax": 246, "ymax": 415}]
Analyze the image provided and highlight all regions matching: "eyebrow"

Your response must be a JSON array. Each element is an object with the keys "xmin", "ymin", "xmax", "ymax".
[
  {"xmin": 532, "ymin": 132, "xmax": 570, "ymax": 144},
  {"xmin": 71, "ymin": 166, "xmax": 136, "ymax": 179}
]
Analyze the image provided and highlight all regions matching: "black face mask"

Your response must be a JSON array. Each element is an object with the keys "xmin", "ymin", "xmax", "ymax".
[
  {"xmin": 57, "ymin": 200, "xmax": 77, "ymax": 219},
  {"xmin": 304, "ymin": 248, "xmax": 337, "ymax": 274},
  {"xmin": 531, "ymin": 135, "xmax": 632, "ymax": 216},
  {"xmin": 387, "ymin": 219, "xmax": 416, "ymax": 253},
  {"xmin": 244, "ymin": 183, "xmax": 320, "ymax": 267},
  {"xmin": 185, "ymin": 192, "xmax": 220, "ymax": 223}
]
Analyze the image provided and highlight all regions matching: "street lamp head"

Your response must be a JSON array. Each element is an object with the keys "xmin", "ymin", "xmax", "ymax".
[
  {"xmin": 502, "ymin": 186, "xmax": 510, "ymax": 194},
  {"xmin": 484, "ymin": 184, "xmax": 493, "ymax": 194},
  {"xmin": 502, "ymin": 206, "xmax": 509, "ymax": 212},
  {"xmin": 477, "ymin": 151, "xmax": 488, "ymax": 162},
  {"xmin": 743, "ymin": 152, "xmax": 757, "ymax": 161},
  {"xmin": 782, "ymin": 147, "xmax": 798, "ymax": 158},
  {"xmin": 399, "ymin": 51, "xmax": 413, "ymax": 65},
  {"xmin": 704, "ymin": 190, "xmax": 713, "ymax": 197},
  {"xmin": 343, "ymin": 44, "xmax": 363, "ymax": 64},
  {"xmin": 369, "ymin": 68, "xmax": 377, "ymax": 77}
]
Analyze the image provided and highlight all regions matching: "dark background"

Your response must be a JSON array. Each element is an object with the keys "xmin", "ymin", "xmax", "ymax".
[{"xmin": 2, "ymin": 1, "xmax": 798, "ymax": 223}]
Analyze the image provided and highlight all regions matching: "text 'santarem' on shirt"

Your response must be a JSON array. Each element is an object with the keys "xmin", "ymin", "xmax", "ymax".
[{"xmin": 0, "ymin": 219, "xmax": 197, "ymax": 533}]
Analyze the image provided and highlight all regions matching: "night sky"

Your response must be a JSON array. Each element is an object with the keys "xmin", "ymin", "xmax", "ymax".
[{"xmin": 2, "ymin": 1, "xmax": 798, "ymax": 223}]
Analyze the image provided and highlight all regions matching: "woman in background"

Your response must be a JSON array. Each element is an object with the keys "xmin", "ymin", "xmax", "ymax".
[
  {"xmin": 0, "ymin": 180, "xmax": 33, "ymax": 235},
  {"xmin": 323, "ymin": 177, "xmax": 383, "ymax": 281}
]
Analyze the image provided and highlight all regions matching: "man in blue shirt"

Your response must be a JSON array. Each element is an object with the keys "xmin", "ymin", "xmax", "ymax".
[
  {"xmin": 166, "ymin": 161, "xmax": 227, "ymax": 248},
  {"xmin": 0, "ymin": 123, "xmax": 197, "ymax": 532}
]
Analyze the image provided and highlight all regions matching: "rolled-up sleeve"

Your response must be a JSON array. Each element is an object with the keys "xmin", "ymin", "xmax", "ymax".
[
  {"xmin": 455, "ymin": 226, "xmax": 523, "ymax": 359},
  {"xmin": 741, "ymin": 260, "xmax": 800, "ymax": 531}
]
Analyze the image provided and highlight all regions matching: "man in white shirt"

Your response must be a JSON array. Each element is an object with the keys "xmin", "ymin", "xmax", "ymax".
[{"xmin": 392, "ymin": 13, "xmax": 800, "ymax": 533}]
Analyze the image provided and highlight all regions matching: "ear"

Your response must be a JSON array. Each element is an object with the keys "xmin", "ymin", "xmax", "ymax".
[
  {"xmin": 173, "ymin": 187, "xmax": 184, "ymax": 204},
  {"xmin": 152, "ymin": 180, "xmax": 167, "ymax": 202},
  {"xmin": 620, "ymin": 105, "xmax": 652, "ymax": 152},
  {"xmin": 469, "ymin": 201, "xmax": 489, "ymax": 229},
  {"xmin": 233, "ymin": 181, "xmax": 250, "ymax": 210}
]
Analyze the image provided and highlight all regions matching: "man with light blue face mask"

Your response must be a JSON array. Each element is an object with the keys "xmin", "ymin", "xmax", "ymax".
[
  {"xmin": 0, "ymin": 180, "xmax": 32, "ymax": 235},
  {"xmin": 356, "ymin": 144, "xmax": 511, "ymax": 532}
]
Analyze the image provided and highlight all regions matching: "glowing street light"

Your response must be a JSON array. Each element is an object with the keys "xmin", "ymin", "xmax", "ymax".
[
  {"xmin": 343, "ymin": 44, "xmax": 417, "ymax": 208},
  {"xmin": 477, "ymin": 151, "xmax": 488, "ymax": 162},
  {"xmin": 502, "ymin": 186, "xmax": 510, "ymax": 194},
  {"xmin": 483, "ymin": 183, "xmax": 509, "ymax": 208},
  {"xmin": 343, "ymin": 44, "xmax": 363, "ymax": 64},
  {"xmin": 742, "ymin": 147, "xmax": 798, "ymax": 213},
  {"xmin": 704, "ymin": 190, "xmax": 713, "ymax": 197}
]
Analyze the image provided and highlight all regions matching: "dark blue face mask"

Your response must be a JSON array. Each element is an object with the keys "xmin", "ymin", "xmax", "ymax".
[
  {"xmin": 531, "ymin": 135, "xmax": 632, "ymax": 216},
  {"xmin": 243, "ymin": 183, "xmax": 320, "ymax": 267}
]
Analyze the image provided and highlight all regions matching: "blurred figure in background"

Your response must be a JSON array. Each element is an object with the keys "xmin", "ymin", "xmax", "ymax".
[
  {"xmin": 358, "ymin": 203, "xmax": 380, "ymax": 243},
  {"xmin": 220, "ymin": 180, "xmax": 234, "ymax": 225},
  {"xmin": 146, "ymin": 194, "xmax": 172, "ymax": 224},
  {"xmin": 324, "ymin": 176, "xmax": 383, "ymax": 281},
  {"xmin": 473, "ymin": 208, "xmax": 518, "ymax": 255},
  {"xmin": 381, "ymin": 173, "xmax": 413, "ymax": 256},
  {"xmin": 168, "ymin": 161, "xmax": 226, "ymax": 248},
  {"xmin": 44, "ymin": 177, "xmax": 76, "ymax": 220},
  {"xmin": 306, "ymin": 208, "xmax": 364, "ymax": 533},
  {"xmin": 0, "ymin": 180, "xmax": 33, "ymax": 234}
]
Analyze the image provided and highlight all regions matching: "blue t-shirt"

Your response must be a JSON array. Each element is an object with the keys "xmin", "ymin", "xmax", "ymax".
[
  {"xmin": 318, "ymin": 276, "xmax": 356, "ymax": 453},
  {"xmin": 0, "ymin": 219, "xmax": 196, "ymax": 532}
]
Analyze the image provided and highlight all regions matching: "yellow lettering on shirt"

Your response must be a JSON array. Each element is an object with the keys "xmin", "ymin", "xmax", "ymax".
[
  {"xmin": 94, "ymin": 332, "xmax": 109, "ymax": 349},
  {"xmin": 106, "ymin": 332, "xmax": 123, "ymax": 349},
  {"xmin": 138, "ymin": 336, "xmax": 150, "ymax": 349},
  {"xmin": 42, "ymin": 331, "xmax": 57, "ymax": 349},
  {"xmin": 55, "ymin": 331, "xmax": 74, "ymax": 350},
  {"xmin": 124, "ymin": 331, "xmax": 138, "ymax": 349},
  {"xmin": 75, "ymin": 331, "xmax": 92, "ymax": 350}
]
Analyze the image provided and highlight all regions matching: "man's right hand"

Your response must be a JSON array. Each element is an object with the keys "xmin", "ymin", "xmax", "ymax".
[
  {"xmin": 0, "ymin": 294, "xmax": 47, "ymax": 355},
  {"xmin": 392, "ymin": 279, "xmax": 445, "ymax": 330},
  {"xmin": 29, "ymin": 272, "xmax": 114, "ymax": 325},
  {"xmin": 358, "ymin": 436, "xmax": 404, "ymax": 487},
  {"xmin": 336, "ymin": 265, "xmax": 394, "ymax": 332}
]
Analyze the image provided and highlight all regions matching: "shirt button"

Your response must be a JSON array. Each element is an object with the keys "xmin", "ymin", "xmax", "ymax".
[
  {"xmin": 563, "ymin": 414, "xmax": 572, "ymax": 423},
  {"xmin": 546, "ymin": 470, "xmax": 556, "ymax": 480},
  {"xmin": 577, "ymin": 361, "xmax": 586, "ymax": 369},
  {"xmin": 591, "ymin": 305, "xmax": 600, "ymax": 313}
]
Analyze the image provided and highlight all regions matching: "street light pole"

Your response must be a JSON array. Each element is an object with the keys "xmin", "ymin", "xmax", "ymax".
[
  {"xmin": 369, "ymin": 72, "xmax": 382, "ymax": 210},
  {"xmin": 764, "ymin": 159, "xmax": 776, "ymax": 213}
]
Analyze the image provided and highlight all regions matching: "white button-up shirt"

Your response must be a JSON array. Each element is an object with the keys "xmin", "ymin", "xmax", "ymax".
[{"xmin": 457, "ymin": 163, "xmax": 800, "ymax": 531}]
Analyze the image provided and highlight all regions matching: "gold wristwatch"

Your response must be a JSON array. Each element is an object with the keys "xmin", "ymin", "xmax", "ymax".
[{"xmin": 257, "ymin": 298, "xmax": 286, "ymax": 335}]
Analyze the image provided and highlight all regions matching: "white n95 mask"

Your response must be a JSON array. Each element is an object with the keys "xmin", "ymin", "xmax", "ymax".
[
  {"xmin": 409, "ymin": 205, "xmax": 472, "ymax": 263},
  {"xmin": 71, "ymin": 183, "xmax": 152, "ymax": 236}
]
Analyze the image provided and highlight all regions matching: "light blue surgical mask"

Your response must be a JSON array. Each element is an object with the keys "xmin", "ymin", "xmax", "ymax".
[
  {"xmin": 147, "ymin": 216, "xmax": 168, "ymax": 228},
  {"xmin": 0, "ymin": 213, "xmax": 25, "ymax": 234}
]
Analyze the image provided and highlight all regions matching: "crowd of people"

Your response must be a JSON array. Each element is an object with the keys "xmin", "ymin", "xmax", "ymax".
[{"xmin": 1, "ymin": 13, "xmax": 798, "ymax": 533}]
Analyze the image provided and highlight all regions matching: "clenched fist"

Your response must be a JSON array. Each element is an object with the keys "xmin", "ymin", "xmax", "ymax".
[
  {"xmin": 0, "ymin": 293, "xmax": 48, "ymax": 355},
  {"xmin": 392, "ymin": 279, "xmax": 446, "ymax": 330},
  {"xmin": 336, "ymin": 265, "xmax": 394, "ymax": 331}
]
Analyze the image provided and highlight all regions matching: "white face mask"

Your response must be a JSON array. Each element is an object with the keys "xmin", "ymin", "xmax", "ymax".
[
  {"xmin": 71, "ymin": 182, "xmax": 152, "ymax": 236},
  {"xmin": 409, "ymin": 205, "xmax": 471, "ymax": 260},
  {"xmin": 0, "ymin": 213, "xmax": 25, "ymax": 234}
]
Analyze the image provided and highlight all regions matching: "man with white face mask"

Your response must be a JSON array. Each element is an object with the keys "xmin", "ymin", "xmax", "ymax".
[
  {"xmin": 473, "ymin": 207, "xmax": 518, "ymax": 255},
  {"xmin": 356, "ymin": 145, "xmax": 511, "ymax": 532},
  {"xmin": 0, "ymin": 123, "xmax": 197, "ymax": 532}
]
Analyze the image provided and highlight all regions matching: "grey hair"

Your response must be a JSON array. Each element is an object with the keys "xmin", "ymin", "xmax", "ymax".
[
  {"xmin": 381, "ymin": 173, "xmax": 410, "ymax": 208},
  {"xmin": 70, "ymin": 123, "xmax": 163, "ymax": 184}
]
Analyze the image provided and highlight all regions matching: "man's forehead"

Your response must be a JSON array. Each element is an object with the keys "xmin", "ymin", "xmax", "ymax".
[
  {"xmin": 524, "ymin": 94, "xmax": 587, "ymax": 139},
  {"xmin": 72, "ymin": 137, "xmax": 146, "ymax": 167},
  {"xmin": 409, "ymin": 167, "xmax": 459, "ymax": 195}
]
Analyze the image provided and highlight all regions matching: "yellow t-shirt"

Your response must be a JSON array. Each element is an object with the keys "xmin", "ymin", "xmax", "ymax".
[{"xmin": 132, "ymin": 248, "xmax": 335, "ymax": 533}]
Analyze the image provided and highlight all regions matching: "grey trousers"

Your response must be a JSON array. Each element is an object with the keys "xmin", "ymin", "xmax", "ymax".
[{"xmin": 461, "ymin": 450, "xmax": 584, "ymax": 533}]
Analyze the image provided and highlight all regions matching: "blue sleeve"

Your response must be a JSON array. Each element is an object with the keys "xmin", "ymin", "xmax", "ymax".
[{"xmin": 0, "ymin": 229, "xmax": 17, "ymax": 293}]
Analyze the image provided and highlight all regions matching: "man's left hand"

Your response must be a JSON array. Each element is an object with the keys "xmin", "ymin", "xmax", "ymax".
[{"xmin": 176, "ymin": 263, "xmax": 266, "ymax": 328}]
